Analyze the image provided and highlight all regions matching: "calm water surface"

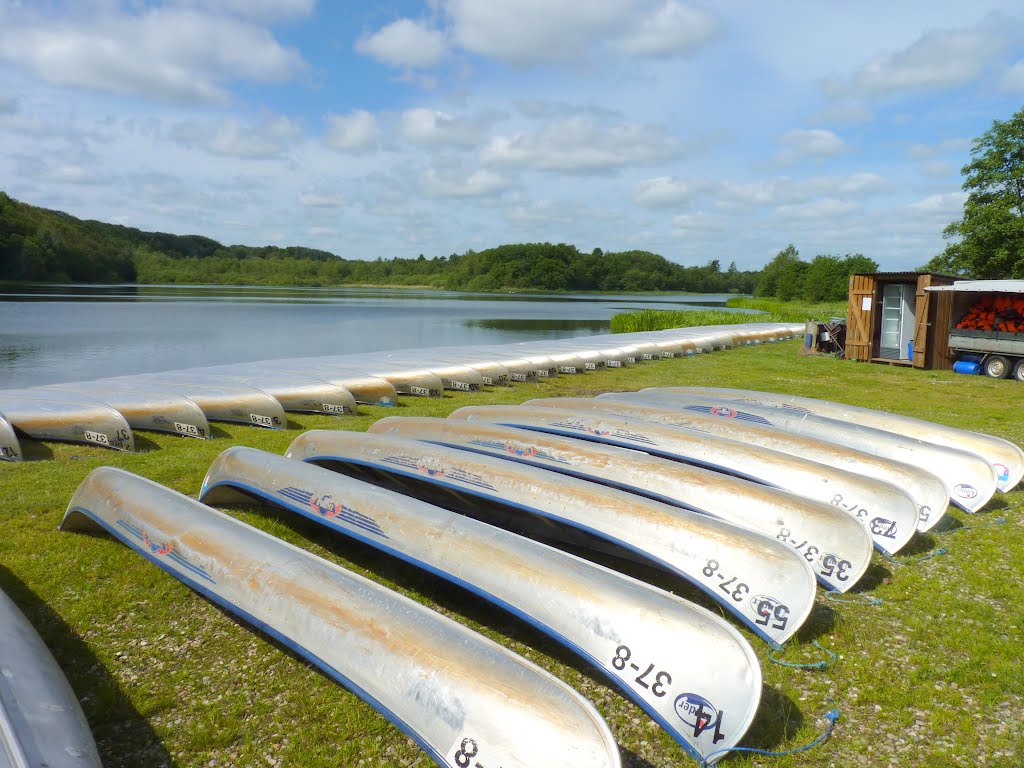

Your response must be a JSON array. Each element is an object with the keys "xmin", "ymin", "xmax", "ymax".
[{"xmin": 0, "ymin": 284, "xmax": 751, "ymax": 388}]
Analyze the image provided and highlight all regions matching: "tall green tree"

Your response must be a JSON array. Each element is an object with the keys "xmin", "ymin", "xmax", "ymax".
[{"xmin": 926, "ymin": 106, "xmax": 1024, "ymax": 277}]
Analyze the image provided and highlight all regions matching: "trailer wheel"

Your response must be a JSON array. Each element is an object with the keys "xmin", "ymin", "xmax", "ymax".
[
  {"xmin": 984, "ymin": 355, "xmax": 1011, "ymax": 379},
  {"xmin": 1014, "ymin": 359, "xmax": 1024, "ymax": 382}
]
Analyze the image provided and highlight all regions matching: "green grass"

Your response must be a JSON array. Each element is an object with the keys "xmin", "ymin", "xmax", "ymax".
[
  {"xmin": 3, "ymin": 342, "xmax": 1024, "ymax": 767},
  {"xmin": 610, "ymin": 298, "xmax": 848, "ymax": 333}
]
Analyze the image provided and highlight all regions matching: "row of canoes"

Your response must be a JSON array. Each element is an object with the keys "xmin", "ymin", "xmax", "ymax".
[
  {"xmin": 9, "ymin": 379, "xmax": 1016, "ymax": 766},
  {"xmin": 0, "ymin": 323, "xmax": 803, "ymax": 461}
]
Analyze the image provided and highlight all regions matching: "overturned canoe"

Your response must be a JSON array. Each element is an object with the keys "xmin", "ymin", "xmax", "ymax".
[
  {"xmin": 31, "ymin": 384, "xmax": 211, "ymax": 439},
  {"xmin": 0, "ymin": 587, "xmax": 103, "ymax": 768},
  {"xmin": 61, "ymin": 467, "xmax": 621, "ymax": 768},
  {"xmin": 126, "ymin": 371, "xmax": 356, "ymax": 416},
  {"xmin": 240, "ymin": 359, "xmax": 438, "ymax": 399},
  {"xmin": 0, "ymin": 394, "xmax": 133, "ymax": 452},
  {"xmin": 286, "ymin": 430, "xmax": 818, "ymax": 647},
  {"xmin": 0, "ymin": 412, "xmax": 22, "ymax": 460},
  {"xmin": 528, "ymin": 397, "xmax": 948, "ymax": 532},
  {"xmin": 656, "ymin": 386, "xmax": 1024, "ymax": 493},
  {"xmin": 368, "ymin": 417, "xmax": 873, "ymax": 590},
  {"xmin": 201, "ymin": 447, "xmax": 762, "ymax": 762},
  {"xmin": 449, "ymin": 405, "xmax": 919, "ymax": 555},
  {"xmin": 601, "ymin": 390, "xmax": 998, "ymax": 515},
  {"xmin": 97, "ymin": 378, "xmax": 286, "ymax": 429}
]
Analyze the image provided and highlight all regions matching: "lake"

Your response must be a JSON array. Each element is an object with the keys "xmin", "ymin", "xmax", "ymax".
[{"xmin": 0, "ymin": 284, "xmax": 751, "ymax": 388}]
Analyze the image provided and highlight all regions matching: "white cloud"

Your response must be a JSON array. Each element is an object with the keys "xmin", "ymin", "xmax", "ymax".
[
  {"xmin": 1002, "ymin": 60, "xmax": 1024, "ymax": 92},
  {"xmin": 323, "ymin": 110, "xmax": 379, "ymax": 152},
  {"xmin": 0, "ymin": 7, "xmax": 304, "ymax": 104},
  {"xmin": 169, "ymin": 116, "xmax": 301, "ymax": 158},
  {"xmin": 779, "ymin": 128, "xmax": 844, "ymax": 158},
  {"xmin": 419, "ymin": 168, "xmax": 510, "ymax": 198},
  {"xmin": 908, "ymin": 192, "xmax": 967, "ymax": 213},
  {"xmin": 634, "ymin": 176, "xmax": 706, "ymax": 207},
  {"xmin": 824, "ymin": 17, "xmax": 1012, "ymax": 99},
  {"xmin": 299, "ymin": 191, "xmax": 346, "ymax": 208},
  {"xmin": 399, "ymin": 108, "xmax": 490, "ymax": 147},
  {"xmin": 170, "ymin": 0, "xmax": 316, "ymax": 21},
  {"xmin": 776, "ymin": 197, "xmax": 858, "ymax": 220},
  {"xmin": 355, "ymin": 18, "xmax": 447, "ymax": 69},
  {"xmin": 614, "ymin": 1, "xmax": 718, "ymax": 57},
  {"xmin": 481, "ymin": 117, "xmax": 679, "ymax": 173},
  {"xmin": 444, "ymin": 0, "xmax": 715, "ymax": 64}
]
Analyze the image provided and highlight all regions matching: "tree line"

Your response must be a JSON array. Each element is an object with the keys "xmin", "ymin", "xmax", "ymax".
[{"xmin": 2, "ymin": 190, "xmax": 870, "ymax": 298}]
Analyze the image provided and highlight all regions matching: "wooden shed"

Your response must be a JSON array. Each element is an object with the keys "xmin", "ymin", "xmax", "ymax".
[{"xmin": 846, "ymin": 272, "xmax": 959, "ymax": 369}]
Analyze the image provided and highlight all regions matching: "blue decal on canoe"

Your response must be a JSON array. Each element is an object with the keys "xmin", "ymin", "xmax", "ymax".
[
  {"xmin": 116, "ymin": 519, "xmax": 215, "ymax": 583},
  {"xmin": 278, "ymin": 486, "xmax": 388, "ymax": 539},
  {"xmin": 382, "ymin": 455, "xmax": 497, "ymax": 491},
  {"xmin": 684, "ymin": 404, "xmax": 773, "ymax": 426}
]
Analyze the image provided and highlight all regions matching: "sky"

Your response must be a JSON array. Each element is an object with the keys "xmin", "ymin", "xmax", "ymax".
[{"xmin": 1, "ymin": 1, "xmax": 1023, "ymax": 272}]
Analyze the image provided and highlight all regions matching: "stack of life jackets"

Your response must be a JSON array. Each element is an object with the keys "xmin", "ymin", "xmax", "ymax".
[{"xmin": 955, "ymin": 295, "xmax": 1024, "ymax": 333}]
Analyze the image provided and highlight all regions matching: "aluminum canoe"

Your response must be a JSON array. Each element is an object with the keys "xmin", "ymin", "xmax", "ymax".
[
  {"xmin": 32, "ymin": 384, "xmax": 211, "ymax": 439},
  {"xmin": 368, "ymin": 417, "xmax": 873, "ymax": 590},
  {"xmin": 656, "ymin": 386, "xmax": 1024, "ymax": 493},
  {"xmin": 437, "ymin": 354, "xmax": 540, "ymax": 382},
  {"xmin": 60, "ymin": 467, "xmax": 621, "ymax": 768},
  {"xmin": 462, "ymin": 351, "xmax": 558, "ymax": 378},
  {"xmin": 125, "ymin": 371, "xmax": 356, "ymax": 416},
  {"xmin": 209, "ymin": 363, "xmax": 401, "ymax": 405},
  {"xmin": 528, "ymin": 397, "xmax": 948, "ymax": 532},
  {"xmin": 448, "ymin": 405, "xmax": 919, "ymax": 555},
  {"xmin": 0, "ymin": 412, "xmax": 22, "ymax": 461},
  {"xmin": 346, "ymin": 357, "xmax": 486, "ymax": 392},
  {"xmin": 238, "ymin": 358, "xmax": 442, "ymax": 398},
  {"xmin": 596, "ymin": 391, "xmax": 998, "ymax": 515},
  {"xmin": 285, "ymin": 430, "xmax": 818, "ymax": 647},
  {"xmin": 0, "ymin": 394, "xmax": 134, "ymax": 452},
  {"xmin": 201, "ymin": 446, "xmax": 762, "ymax": 762},
  {"xmin": 0, "ymin": 587, "xmax": 102, "ymax": 768},
  {"xmin": 96, "ymin": 377, "xmax": 287, "ymax": 429}
]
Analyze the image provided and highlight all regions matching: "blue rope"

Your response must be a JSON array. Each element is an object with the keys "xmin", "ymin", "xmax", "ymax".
[
  {"xmin": 884, "ymin": 546, "xmax": 948, "ymax": 567},
  {"xmin": 766, "ymin": 640, "xmax": 837, "ymax": 670},
  {"xmin": 699, "ymin": 708, "xmax": 841, "ymax": 766},
  {"xmin": 824, "ymin": 591, "xmax": 883, "ymax": 606},
  {"xmin": 933, "ymin": 516, "xmax": 1006, "ymax": 535}
]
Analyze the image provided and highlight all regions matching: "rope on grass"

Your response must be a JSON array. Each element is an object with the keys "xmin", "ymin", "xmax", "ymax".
[
  {"xmin": 766, "ymin": 640, "xmax": 837, "ymax": 670},
  {"xmin": 698, "ymin": 708, "xmax": 841, "ymax": 767},
  {"xmin": 883, "ymin": 546, "xmax": 948, "ymax": 567},
  {"xmin": 823, "ymin": 591, "xmax": 883, "ymax": 606},
  {"xmin": 933, "ymin": 516, "xmax": 1006, "ymax": 535}
]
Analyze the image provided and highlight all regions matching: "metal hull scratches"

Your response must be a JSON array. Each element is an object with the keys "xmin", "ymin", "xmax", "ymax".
[
  {"xmin": 201, "ymin": 447, "xmax": 761, "ymax": 762},
  {"xmin": 0, "ymin": 588, "xmax": 102, "ymax": 768},
  {"xmin": 0, "ymin": 412, "xmax": 22, "ymax": 461},
  {"xmin": 368, "ymin": 417, "xmax": 873, "ymax": 591},
  {"xmin": 128, "ymin": 371, "xmax": 356, "ymax": 416},
  {"xmin": 286, "ymin": 431, "xmax": 817, "ymax": 648},
  {"xmin": 97, "ymin": 378, "xmax": 286, "ymax": 429},
  {"xmin": 448, "ymin": 405, "xmax": 919, "ymax": 556},
  {"xmin": 530, "ymin": 397, "xmax": 947, "ymax": 533},
  {"xmin": 60, "ymin": 467, "xmax": 621, "ymax": 768},
  {"xmin": 604, "ymin": 390, "xmax": 998, "ymax": 515},
  {"xmin": 0, "ymin": 395, "xmax": 133, "ymax": 452},
  {"xmin": 35, "ymin": 384, "xmax": 211, "ymax": 439},
  {"xmin": 661, "ymin": 386, "xmax": 1024, "ymax": 493}
]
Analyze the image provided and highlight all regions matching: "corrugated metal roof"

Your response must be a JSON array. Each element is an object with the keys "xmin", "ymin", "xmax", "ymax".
[{"xmin": 851, "ymin": 271, "xmax": 961, "ymax": 281}]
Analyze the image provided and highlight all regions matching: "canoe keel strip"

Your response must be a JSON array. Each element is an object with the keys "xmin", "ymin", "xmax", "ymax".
[
  {"xmin": 0, "ymin": 589, "xmax": 103, "ymax": 768},
  {"xmin": 449, "ymin": 404, "xmax": 920, "ymax": 556},
  {"xmin": 652, "ymin": 385, "xmax": 1024, "ymax": 493},
  {"xmin": 60, "ymin": 467, "xmax": 621, "ymax": 768},
  {"xmin": 285, "ymin": 430, "xmax": 818, "ymax": 647},
  {"xmin": 200, "ymin": 447, "xmax": 762, "ymax": 762},
  {"xmin": 599, "ymin": 390, "xmax": 999, "ymax": 515},
  {"xmin": 367, "ymin": 416, "xmax": 873, "ymax": 592}
]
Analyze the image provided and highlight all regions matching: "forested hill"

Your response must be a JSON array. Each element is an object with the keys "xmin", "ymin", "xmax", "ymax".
[
  {"xmin": 0, "ymin": 192, "xmax": 757, "ymax": 292},
  {"xmin": 0, "ymin": 192, "xmax": 874, "ymax": 298}
]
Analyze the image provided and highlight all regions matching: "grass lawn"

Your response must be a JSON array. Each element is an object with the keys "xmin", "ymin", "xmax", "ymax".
[{"xmin": 2, "ymin": 338, "xmax": 1022, "ymax": 767}]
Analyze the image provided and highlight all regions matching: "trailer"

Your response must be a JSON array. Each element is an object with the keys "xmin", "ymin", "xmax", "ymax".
[{"xmin": 926, "ymin": 280, "xmax": 1024, "ymax": 380}]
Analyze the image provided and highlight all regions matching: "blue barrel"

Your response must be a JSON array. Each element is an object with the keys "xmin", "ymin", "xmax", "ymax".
[
  {"xmin": 953, "ymin": 360, "xmax": 981, "ymax": 375},
  {"xmin": 804, "ymin": 332, "xmax": 814, "ymax": 348}
]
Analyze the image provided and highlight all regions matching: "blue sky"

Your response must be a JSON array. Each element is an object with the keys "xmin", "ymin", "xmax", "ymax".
[{"xmin": 1, "ymin": 1, "xmax": 1023, "ymax": 271}]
